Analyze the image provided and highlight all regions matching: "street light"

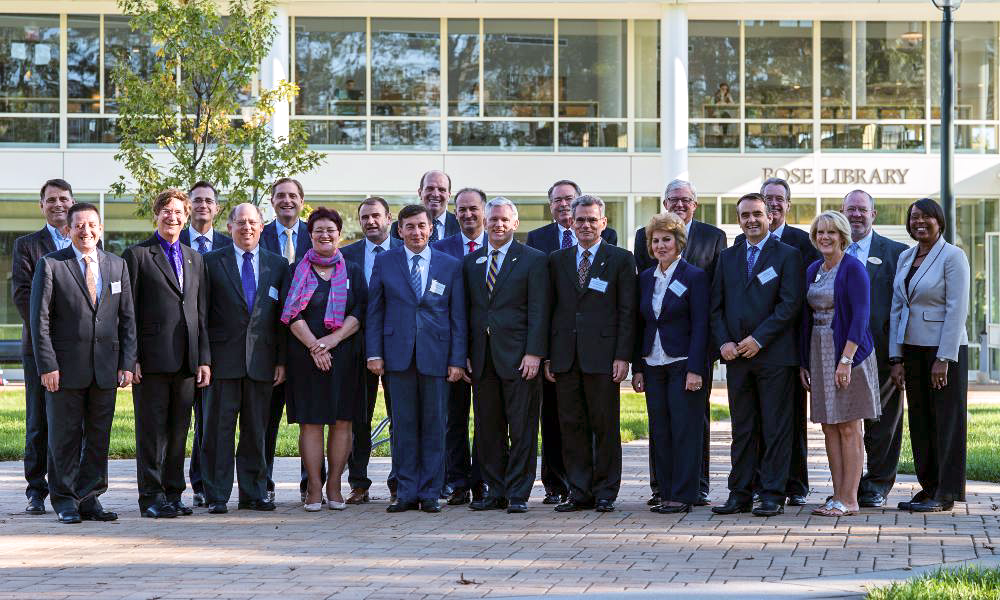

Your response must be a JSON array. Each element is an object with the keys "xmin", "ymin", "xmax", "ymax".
[{"xmin": 933, "ymin": 0, "xmax": 962, "ymax": 243}]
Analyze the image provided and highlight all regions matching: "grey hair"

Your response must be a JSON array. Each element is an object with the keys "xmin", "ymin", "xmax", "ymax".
[
  {"xmin": 227, "ymin": 202, "xmax": 263, "ymax": 223},
  {"xmin": 485, "ymin": 196, "xmax": 518, "ymax": 220},
  {"xmin": 760, "ymin": 177, "xmax": 791, "ymax": 202},
  {"xmin": 843, "ymin": 189, "xmax": 875, "ymax": 210},
  {"xmin": 571, "ymin": 194, "xmax": 605, "ymax": 217},
  {"xmin": 664, "ymin": 178, "xmax": 697, "ymax": 202}
]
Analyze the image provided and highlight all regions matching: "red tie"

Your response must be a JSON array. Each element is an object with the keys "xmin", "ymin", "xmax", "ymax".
[{"xmin": 467, "ymin": 240, "xmax": 477, "ymax": 254}]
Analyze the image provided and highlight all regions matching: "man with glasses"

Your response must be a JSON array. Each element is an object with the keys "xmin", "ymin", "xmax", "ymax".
[{"xmin": 633, "ymin": 179, "xmax": 726, "ymax": 507}]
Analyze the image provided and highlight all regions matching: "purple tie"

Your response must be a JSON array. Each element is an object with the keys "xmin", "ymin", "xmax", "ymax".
[
  {"xmin": 241, "ymin": 251, "xmax": 256, "ymax": 310},
  {"xmin": 167, "ymin": 243, "xmax": 184, "ymax": 289},
  {"xmin": 561, "ymin": 229, "xmax": 573, "ymax": 249}
]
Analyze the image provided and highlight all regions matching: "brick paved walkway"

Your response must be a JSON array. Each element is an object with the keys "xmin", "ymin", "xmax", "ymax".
[{"xmin": 1, "ymin": 422, "xmax": 998, "ymax": 599}]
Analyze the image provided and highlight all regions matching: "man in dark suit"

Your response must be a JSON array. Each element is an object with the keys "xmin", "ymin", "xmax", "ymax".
[
  {"xmin": 390, "ymin": 170, "xmax": 460, "ymax": 243},
  {"xmin": 201, "ymin": 203, "xmax": 290, "ymax": 514},
  {"xmin": 11, "ymin": 178, "xmax": 76, "ymax": 515},
  {"xmin": 367, "ymin": 204, "xmax": 467, "ymax": 514},
  {"xmin": 30, "ymin": 202, "xmax": 137, "ymax": 524},
  {"xmin": 545, "ymin": 194, "xmax": 636, "ymax": 513},
  {"xmin": 525, "ymin": 179, "xmax": 617, "ymax": 505},
  {"xmin": 465, "ymin": 198, "xmax": 548, "ymax": 513},
  {"xmin": 259, "ymin": 176, "xmax": 311, "ymax": 502},
  {"xmin": 432, "ymin": 187, "xmax": 488, "ymax": 505},
  {"xmin": 340, "ymin": 196, "xmax": 402, "ymax": 504},
  {"xmin": 711, "ymin": 193, "xmax": 803, "ymax": 517},
  {"xmin": 180, "ymin": 180, "xmax": 233, "ymax": 507},
  {"xmin": 842, "ymin": 189, "xmax": 907, "ymax": 508},
  {"xmin": 632, "ymin": 178, "xmax": 726, "ymax": 507}
]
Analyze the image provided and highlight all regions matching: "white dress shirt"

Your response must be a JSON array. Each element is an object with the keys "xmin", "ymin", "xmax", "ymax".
[
  {"xmin": 485, "ymin": 238, "xmax": 514, "ymax": 282},
  {"xmin": 364, "ymin": 237, "xmax": 392, "ymax": 284},
  {"xmin": 461, "ymin": 231, "xmax": 486, "ymax": 255},
  {"xmin": 576, "ymin": 238, "xmax": 602, "ymax": 270},
  {"xmin": 47, "ymin": 223, "xmax": 71, "ymax": 250},
  {"xmin": 404, "ymin": 244, "xmax": 433, "ymax": 294},
  {"xmin": 189, "ymin": 224, "xmax": 214, "ymax": 252},
  {"xmin": 72, "ymin": 244, "xmax": 102, "ymax": 301},
  {"xmin": 848, "ymin": 229, "xmax": 874, "ymax": 264},
  {"xmin": 644, "ymin": 259, "xmax": 686, "ymax": 367},
  {"xmin": 233, "ymin": 243, "xmax": 260, "ymax": 287}
]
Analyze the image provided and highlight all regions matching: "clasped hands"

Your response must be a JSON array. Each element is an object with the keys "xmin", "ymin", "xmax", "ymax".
[{"xmin": 720, "ymin": 336, "xmax": 760, "ymax": 361}]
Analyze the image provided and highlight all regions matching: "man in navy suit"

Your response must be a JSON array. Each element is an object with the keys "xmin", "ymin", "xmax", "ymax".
[
  {"xmin": 179, "ymin": 180, "xmax": 232, "ymax": 507},
  {"xmin": 391, "ymin": 170, "xmax": 460, "ymax": 243},
  {"xmin": 340, "ymin": 196, "xmax": 402, "ymax": 504},
  {"xmin": 432, "ymin": 187, "xmax": 488, "ymax": 505},
  {"xmin": 367, "ymin": 204, "xmax": 467, "ymax": 513}
]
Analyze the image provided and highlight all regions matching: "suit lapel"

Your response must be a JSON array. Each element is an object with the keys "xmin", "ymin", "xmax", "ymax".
[
  {"xmin": 865, "ymin": 234, "xmax": 884, "ymax": 280},
  {"xmin": 906, "ymin": 236, "xmax": 945, "ymax": 300},
  {"xmin": 97, "ymin": 250, "xmax": 113, "ymax": 309},
  {"xmin": 149, "ymin": 240, "xmax": 183, "ymax": 296},
  {"xmin": 253, "ymin": 252, "xmax": 273, "ymax": 312},
  {"xmin": 470, "ymin": 248, "xmax": 490, "ymax": 304},
  {"xmin": 222, "ymin": 247, "xmax": 249, "ymax": 309},
  {"xmin": 396, "ymin": 249, "xmax": 420, "ymax": 303},
  {"xmin": 577, "ymin": 242, "xmax": 609, "ymax": 296},
  {"xmin": 746, "ymin": 237, "xmax": 774, "ymax": 287},
  {"xmin": 39, "ymin": 227, "xmax": 57, "ymax": 255},
  {"xmin": 63, "ymin": 250, "xmax": 95, "ymax": 311},
  {"xmin": 180, "ymin": 245, "xmax": 196, "ymax": 297},
  {"xmin": 489, "ymin": 242, "xmax": 521, "ymax": 298}
]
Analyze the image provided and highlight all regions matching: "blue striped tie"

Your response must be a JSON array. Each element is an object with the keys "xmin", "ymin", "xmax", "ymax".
[{"xmin": 410, "ymin": 255, "xmax": 423, "ymax": 298}]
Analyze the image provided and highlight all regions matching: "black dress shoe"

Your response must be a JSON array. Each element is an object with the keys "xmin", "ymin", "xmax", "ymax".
[
  {"xmin": 57, "ymin": 511, "xmax": 82, "ymax": 524},
  {"xmin": 208, "ymin": 502, "xmax": 228, "ymax": 514},
  {"xmin": 711, "ymin": 497, "xmax": 753, "ymax": 515},
  {"xmin": 171, "ymin": 501, "xmax": 193, "ymax": 516},
  {"xmin": 420, "ymin": 499, "xmax": 442, "ymax": 513},
  {"xmin": 595, "ymin": 499, "xmax": 615, "ymax": 512},
  {"xmin": 439, "ymin": 484, "xmax": 454, "ymax": 500},
  {"xmin": 25, "ymin": 497, "xmax": 46, "ymax": 515},
  {"xmin": 472, "ymin": 484, "xmax": 487, "ymax": 503},
  {"xmin": 859, "ymin": 493, "xmax": 886, "ymax": 508},
  {"xmin": 81, "ymin": 509, "xmax": 118, "ymax": 521},
  {"xmin": 910, "ymin": 499, "xmax": 954, "ymax": 512},
  {"xmin": 238, "ymin": 499, "xmax": 276, "ymax": 511},
  {"xmin": 651, "ymin": 503, "xmax": 691, "ymax": 514},
  {"xmin": 142, "ymin": 503, "xmax": 178, "ymax": 519},
  {"xmin": 554, "ymin": 499, "xmax": 594, "ymax": 512},
  {"xmin": 192, "ymin": 492, "xmax": 206, "ymax": 508},
  {"xmin": 447, "ymin": 489, "xmax": 471, "ymax": 506},
  {"xmin": 506, "ymin": 501, "xmax": 528, "ymax": 514},
  {"xmin": 542, "ymin": 492, "xmax": 565, "ymax": 505},
  {"xmin": 752, "ymin": 499, "xmax": 784, "ymax": 517},
  {"xmin": 787, "ymin": 495, "xmax": 807, "ymax": 506},
  {"xmin": 386, "ymin": 500, "xmax": 417, "ymax": 513},
  {"xmin": 469, "ymin": 497, "xmax": 506, "ymax": 511},
  {"xmin": 897, "ymin": 490, "xmax": 930, "ymax": 511},
  {"xmin": 646, "ymin": 493, "xmax": 662, "ymax": 507},
  {"xmin": 694, "ymin": 497, "xmax": 711, "ymax": 507}
]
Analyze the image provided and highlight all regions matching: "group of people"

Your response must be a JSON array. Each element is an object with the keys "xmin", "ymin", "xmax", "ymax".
[{"xmin": 12, "ymin": 170, "xmax": 970, "ymax": 524}]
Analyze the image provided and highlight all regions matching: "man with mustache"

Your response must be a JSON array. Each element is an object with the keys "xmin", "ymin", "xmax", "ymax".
[{"xmin": 392, "ymin": 170, "xmax": 460, "ymax": 243}]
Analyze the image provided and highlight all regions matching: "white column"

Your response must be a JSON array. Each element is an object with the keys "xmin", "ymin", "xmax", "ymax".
[
  {"xmin": 659, "ymin": 5, "xmax": 688, "ymax": 185},
  {"xmin": 261, "ymin": 3, "xmax": 290, "ymax": 142}
]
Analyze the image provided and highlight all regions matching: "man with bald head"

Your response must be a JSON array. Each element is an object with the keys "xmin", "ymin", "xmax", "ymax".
[
  {"xmin": 392, "ymin": 170, "xmax": 460, "ymax": 243},
  {"xmin": 200, "ymin": 203, "xmax": 290, "ymax": 514}
]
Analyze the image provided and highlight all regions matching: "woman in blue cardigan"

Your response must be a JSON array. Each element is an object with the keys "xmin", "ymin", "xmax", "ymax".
[{"xmin": 799, "ymin": 211, "xmax": 880, "ymax": 517}]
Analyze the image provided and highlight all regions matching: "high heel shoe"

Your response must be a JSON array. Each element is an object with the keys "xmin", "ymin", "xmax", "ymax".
[{"xmin": 328, "ymin": 500, "xmax": 347, "ymax": 510}]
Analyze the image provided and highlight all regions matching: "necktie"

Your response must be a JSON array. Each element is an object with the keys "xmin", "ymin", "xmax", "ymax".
[
  {"xmin": 746, "ymin": 245, "xmax": 759, "ymax": 280},
  {"xmin": 241, "ymin": 251, "xmax": 256, "ymax": 309},
  {"xmin": 578, "ymin": 249, "xmax": 591, "ymax": 287},
  {"xmin": 373, "ymin": 245, "xmax": 384, "ymax": 256},
  {"xmin": 847, "ymin": 242, "xmax": 860, "ymax": 258},
  {"xmin": 284, "ymin": 228, "xmax": 296, "ymax": 264},
  {"xmin": 429, "ymin": 221, "xmax": 440, "ymax": 243},
  {"xmin": 196, "ymin": 235, "xmax": 210, "ymax": 255},
  {"xmin": 83, "ymin": 256, "xmax": 97, "ymax": 305},
  {"xmin": 467, "ymin": 240, "xmax": 477, "ymax": 255},
  {"xmin": 410, "ymin": 255, "xmax": 423, "ymax": 299},
  {"xmin": 167, "ymin": 244, "xmax": 184, "ymax": 289},
  {"xmin": 487, "ymin": 249, "xmax": 500, "ymax": 294},
  {"xmin": 561, "ymin": 229, "xmax": 573, "ymax": 249}
]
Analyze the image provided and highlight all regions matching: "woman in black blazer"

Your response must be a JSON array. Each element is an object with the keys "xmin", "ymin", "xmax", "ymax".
[{"xmin": 632, "ymin": 213, "xmax": 710, "ymax": 513}]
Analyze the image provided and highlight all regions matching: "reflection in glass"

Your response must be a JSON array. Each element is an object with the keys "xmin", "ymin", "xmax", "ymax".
[
  {"xmin": 745, "ymin": 21, "xmax": 812, "ymax": 119},
  {"xmin": 822, "ymin": 123, "xmax": 925, "ymax": 151},
  {"xmin": 372, "ymin": 120, "xmax": 440, "ymax": 150},
  {"xmin": 448, "ymin": 19, "xmax": 479, "ymax": 117},
  {"xmin": 448, "ymin": 120, "xmax": 553, "ymax": 151},
  {"xmin": 295, "ymin": 18, "xmax": 366, "ymax": 116},
  {"xmin": 0, "ymin": 14, "xmax": 60, "ymax": 113},
  {"xmin": 372, "ymin": 19, "xmax": 440, "ymax": 117},
  {"xmin": 635, "ymin": 122, "xmax": 659, "ymax": 152},
  {"xmin": 689, "ymin": 21, "xmax": 739, "ymax": 118},
  {"xmin": 558, "ymin": 20, "xmax": 625, "ymax": 118},
  {"xmin": 931, "ymin": 22, "xmax": 997, "ymax": 120},
  {"xmin": 635, "ymin": 20, "xmax": 659, "ymax": 119},
  {"xmin": 689, "ymin": 122, "xmax": 738, "ymax": 151},
  {"xmin": 559, "ymin": 122, "xmax": 625, "ymax": 151},
  {"xmin": 745, "ymin": 122, "xmax": 811, "ymax": 151},
  {"xmin": 301, "ymin": 120, "xmax": 366, "ymax": 149},
  {"xmin": 932, "ymin": 124, "xmax": 997, "ymax": 153},
  {"xmin": 856, "ymin": 22, "xmax": 925, "ymax": 119},
  {"xmin": 68, "ymin": 16, "xmax": 100, "ymax": 113},
  {"xmin": 0, "ymin": 117, "xmax": 58, "ymax": 145},
  {"xmin": 104, "ymin": 16, "xmax": 157, "ymax": 113},
  {"xmin": 821, "ymin": 22, "xmax": 851, "ymax": 119},
  {"xmin": 484, "ymin": 20, "xmax": 553, "ymax": 117},
  {"xmin": 68, "ymin": 117, "xmax": 118, "ymax": 145}
]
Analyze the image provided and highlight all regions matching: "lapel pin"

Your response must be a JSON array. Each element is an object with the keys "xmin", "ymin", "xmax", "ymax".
[
  {"xmin": 512, "ymin": 257, "xmax": 518, "ymax": 262},
  {"xmin": 600, "ymin": 262, "xmax": 605, "ymax": 267}
]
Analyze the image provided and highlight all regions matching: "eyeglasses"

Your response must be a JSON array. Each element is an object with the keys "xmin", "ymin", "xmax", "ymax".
[
  {"xmin": 232, "ymin": 220, "xmax": 261, "ymax": 228},
  {"xmin": 666, "ymin": 197, "xmax": 695, "ymax": 205},
  {"xmin": 843, "ymin": 206, "xmax": 871, "ymax": 215}
]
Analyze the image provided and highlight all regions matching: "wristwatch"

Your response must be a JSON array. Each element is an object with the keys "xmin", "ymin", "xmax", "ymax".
[{"xmin": 839, "ymin": 356, "xmax": 853, "ymax": 365}]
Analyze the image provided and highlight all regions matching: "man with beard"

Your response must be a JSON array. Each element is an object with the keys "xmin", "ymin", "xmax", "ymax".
[{"xmin": 392, "ymin": 170, "xmax": 460, "ymax": 243}]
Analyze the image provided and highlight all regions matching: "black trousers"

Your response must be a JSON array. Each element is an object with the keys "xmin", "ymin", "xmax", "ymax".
[
  {"xmin": 725, "ymin": 362, "xmax": 795, "ymax": 504},
  {"xmin": 903, "ymin": 344, "xmax": 968, "ymax": 503},
  {"xmin": 46, "ymin": 385, "xmax": 116, "ymax": 514},
  {"xmin": 859, "ymin": 368, "xmax": 904, "ymax": 497},
  {"xmin": 785, "ymin": 385, "xmax": 810, "ymax": 497},
  {"xmin": 645, "ymin": 363, "xmax": 704, "ymax": 504},
  {"xmin": 554, "ymin": 360, "xmax": 621, "ymax": 503},
  {"xmin": 539, "ymin": 379, "xmax": 568, "ymax": 496},
  {"xmin": 264, "ymin": 382, "xmax": 284, "ymax": 492},
  {"xmin": 22, "ymin": 352, "xmax": 48, "ymax": 501},
  {"xmin": 200, "ymin": 378, "xmax": 272, "ymax": 503},
  {"xmin": 348, "ymin": 369, "xmax": 396, "ymax": 492},
  {"xmin": 650, "ymin": 363, "xmax": 712, "ymax": 498},
  {"xmin": 473, "ymin": 350, "xmax": 541, "ymax": 502},
  {"xmin": 445, "ymin": 379, "xmax": 482, "ymax": 493},
  {"xmin": 133, "ymin": 371, "xmax": 194, "ymax": 510},
  {"xmin": 188, "ymin": 387, "xmax": 205, "ymax": 495}
]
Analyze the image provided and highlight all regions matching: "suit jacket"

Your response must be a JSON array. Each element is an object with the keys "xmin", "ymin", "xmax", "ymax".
[
  {"xmin": 260, "ymin": 220, "xmax": 311, "ymax": 261},
  {"xmin": 340, "ymin": 237, "xmax": 402, "ymax": 273},
  {"xmin": 525, "ymin": 222, "xmax": 618, "ymax": 255},
  {"xmin": 365, "ymin": 246, "xmax": 467, "ymax": 377},
  {"xmin": 736, "ymin": 224, "xmax": 820, "ymax": 273},
  {"xmin": 464, "ymin": 241, "xmax": 549, "ymax": 380},
  {"xmin": 889, "ymin": 235, "xmax": 970, "ymax": 362},
  {"xmin": 548, "ymin": 241, "xmax": 636, "ymax": 375},
  {"xmin": 864, "ymin": 231, "xmax": 907, "ymax": 370},
  {"xmin": 180, "ymin": 228, "xmax": 233, "ymax": 250},
  {"xmin": 30, "ymin": 247, "xmax": 137, "ymax": 390},
  {"xmin": 391, "ymin": 211, "xmax": 460, "ymax": 241},
  {"xmin": 710, "ymin": 234, "xmax": 803, "ymax": 367},
  {"xmin": 12, "ymin": 227, "xmax": 57, "ymax": 355},
  {"xmin": 633, "ymin": 220, "xmax": 726, "ymax": 279},
  {"xmin": 633, "ymin": 259, "xmax": 710, "ymax": 377},
  {"xmin": 204, "ymin": 246, "xmax": 290, "ymax": 381},
  {"xmin": 122, "ymin": 236, "xmax": 210, "ymax": 375},
  {"xmin": 433, "ymin": 231, "xmax": 487, "ymax": 260}
]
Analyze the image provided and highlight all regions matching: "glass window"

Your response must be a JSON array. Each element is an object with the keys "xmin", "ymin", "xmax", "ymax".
[
  {"xmin": 636, "ymin": 122, "xmax": 659, "ymax": 152},
  {"xmin": 856, "ymin": 22, "xmax": 925, "ymax": 119},
  {"xmin": 0, "ymin": 14, "xmax": 60, "ymax": 113},
  {"xmin": 689, "ymin": 21, "xmax": 739, "ymax": 119},
  {"xmin": 822, "ymin": 123, "xmax": 925, "ymax": 152},
  {"xmin": 931, "ymin": 22, "xmax": 997, "ymax": 120},
  {"xmin": 371, "ymin": 120, "xmax": 439, "ymax": 150},
  {"xmin": 821, "ymin": 22, "xmax": 851, "ymax": 119},
  {"xmin": 746, "ymin": 122, "xmax": 812, "ymax": 151},
  {"xmin": 0, "ymin": 116, "xmax": 58, "ymax": 145},
  {"xmin": 371, "ymin": 18, "xmax": 440, "ymax": 117},
  {"xmin": 68, "ymin": 15, "xmax": 100, "ymax": 114},
  {"xmin": 67, "ymin": 117, "xmax": 118, "ymax": 146},
  {"xmin": 448, "ymin": 19, "xmax": 479, "ymax": 117},
  {"xmin": 932, "ymin": 124, "xmax": 997, "ymax": 153},
  {"xmin": 689, "ymin": 122, "xmax": 738, "ymax": 152},
  {"xmin": 448, "ymin": 120, "xmax": 552, "ymax": 151},
  {"xmin": 104, "ymin": 16, "xmax": 157, "ymax": 113},
  {"xmin": 558, "ymin": 122, "xmax": 625, "ymax": 151},
  {"xmin": 295, "ymin": 17, "xmax": 366, "ymax": 116},
  {"xmin": 484, "ymin": 19, "xmax": 553, "ymax": 117},
  {"xmin": 745, "ymin": 20, "xmax": 812, "ymax": 119},
  {"xmin": 300, "ymin": 120, "xmax": 366, "ymax": 150},
  {"xmin": 635, "ymin": 20, "xmax": 659, "ymax": 119},
  {"xmin": 558, "ymin": 20, "xmax": 625, "ymax": 118}
]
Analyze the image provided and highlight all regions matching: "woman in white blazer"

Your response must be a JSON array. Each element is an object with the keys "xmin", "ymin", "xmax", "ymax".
[{"xmin": 888, "ymin": 198, "xmax": 970, "ymax": 513}]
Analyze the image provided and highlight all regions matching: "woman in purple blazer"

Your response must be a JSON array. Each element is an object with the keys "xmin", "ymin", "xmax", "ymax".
[{"xmin": 799, "ymin": 211, "xmax": 880, "ymax": 517}]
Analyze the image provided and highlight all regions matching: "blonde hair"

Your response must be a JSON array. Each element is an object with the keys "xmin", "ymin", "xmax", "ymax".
[
  {"xmin": 809, "ymin": 210, "xmax": 852, "ymax": 251},
  {"xmin": 645, "ymin": 212, "xmax": 688, "ymax": 259}
]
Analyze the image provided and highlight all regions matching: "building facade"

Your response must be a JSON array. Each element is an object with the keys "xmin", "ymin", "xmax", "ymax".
[{"xmin": 0, "ymin": 1, "xmax": 999, "ymax": 380}]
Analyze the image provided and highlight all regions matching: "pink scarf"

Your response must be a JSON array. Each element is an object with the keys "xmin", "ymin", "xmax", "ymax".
[{"xmin": 280, "ymin": 248, "xmax": 348, "ymax": 331}]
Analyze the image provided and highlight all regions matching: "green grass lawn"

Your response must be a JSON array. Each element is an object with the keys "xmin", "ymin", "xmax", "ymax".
[
  {"xmin": 867, "ymin": 566, "xmax": 1000, "ymax": 599},
  {"xmin": 898, "ymin": 406, "xmax": 1000, "ymax": 484}
]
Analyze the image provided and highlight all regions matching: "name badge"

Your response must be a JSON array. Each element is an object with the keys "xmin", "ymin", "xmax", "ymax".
[
  {"xmin": 110, "ymin": 281, "xmax": 122, "ymax": 295},
  {"xmin": 588, "ymin": 278, "xmax": 608, "ymax": 293},
  {"xmin": 429, "ymin": 279, "xmax": 446, "ymax": 295},
  {"xmin": 476, "ymin": 256, "xmax": 488, "ymax": 264},
  {"xmin": 345, "ymin": 279, "xmax": 350, "ymax": 290},
  {"xmin": 757, "ymin": 266, "xmax": 778, "ymax": 285},
  {"xmin": 268, "ymin": 286, "xmax": 279, "ymax": 300},
  {"xmin": 668, "ymin": 279, "xmax": 687, "ymax": 297},
  {"xmin": 867, "ymin": 256, "xmax": 883, "ymax": 265}
]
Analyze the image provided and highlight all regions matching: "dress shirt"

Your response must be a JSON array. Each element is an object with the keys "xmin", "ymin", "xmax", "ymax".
[
  {"xmin": 645, "ymin": 259, "xmax": 687, "ymax": 367},
  {"xmin": 771, "ymin": 222, "xmax": 786, "ymax": 241},
  {"xmin": 403, "ymin": 244, "xmax": 433, "ymax": 295},
  {"xmin": 71, "ymin": 244, "xmax": 102, "ymax": 302},
  {"xmin": 576, "ymin": 238, "xmax": 602, "ymax": 270},
  {"xmin": 277, "ymin": 222, "xmax": 300, "ymax": 258},
  {"xmin": 558, "ymin": 223, "xmax": 577, "ymax": 247},
  {"xmin": 848, "ymin": 229, "xmax": 874, "ymax": 264},
  {"xmin": 462, "ymin": 231, "xmax": 486, "ymax": 255},
  {"xmin": 233, "ymin": 244, "xmax": 260, "ymax": 287},
  {"xmin": 46, "ymin": 223, "xmax": 71, "ymax": 250},
  {"xmin": 189, "ymin": 224, "xmax": 214, "ymax": 252},
  {"xmin": 485, "ymin": 238, "xmax": 514, "ymax": 283},
  {"xmin": 155, "ymin": 231, "xmax": 184, "ymax": 287},
  {"xmin": 364, "ymin": 236, "xmax": 392, "ymax": 283},
  {"xmin": 431, "ymin": 215, "xmax": 446, "ymax": 242}
]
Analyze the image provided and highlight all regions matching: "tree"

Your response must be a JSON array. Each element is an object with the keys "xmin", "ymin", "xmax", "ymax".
[{"xmin": 109, "ymin": 0, "xmax": 323, "ymax": 216}]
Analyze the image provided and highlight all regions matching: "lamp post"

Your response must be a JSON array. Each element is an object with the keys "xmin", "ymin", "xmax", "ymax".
[{"xmin": 933, "ymin": 0, "xmax": 961, "ymax": 243}]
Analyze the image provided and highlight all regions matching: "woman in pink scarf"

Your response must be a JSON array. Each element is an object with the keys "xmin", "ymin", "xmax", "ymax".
[{"xmin": 281, "ymin": 207, "xmax": 367, "ymax": 511}]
